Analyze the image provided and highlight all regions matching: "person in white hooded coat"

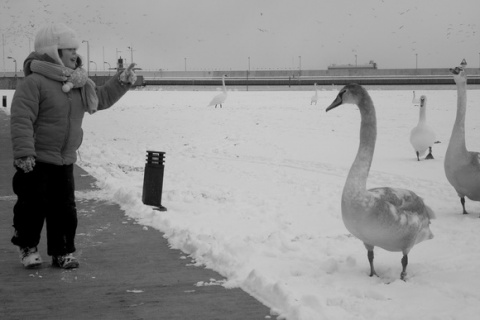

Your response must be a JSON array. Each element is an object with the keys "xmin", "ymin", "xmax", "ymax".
[{"xmin": 10, "ymin": 23, "xmax": 137, "ymax": 269}]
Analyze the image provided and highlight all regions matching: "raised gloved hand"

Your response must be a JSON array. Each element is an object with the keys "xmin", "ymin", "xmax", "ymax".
[
  {"xmin": 120, "ymin": 63, "xmax": 137, "ymax": 84},
  {"xmin": 14, "ymin": 156, "xmax": 36, "ymax": 173}
]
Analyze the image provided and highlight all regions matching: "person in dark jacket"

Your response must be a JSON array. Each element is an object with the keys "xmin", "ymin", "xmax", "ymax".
[{"xmin": 10, "ymin": 23, "xmax": 137, "ymax": 269}]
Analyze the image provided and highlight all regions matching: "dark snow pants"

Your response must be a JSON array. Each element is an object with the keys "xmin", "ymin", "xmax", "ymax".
[{"xmin": 11, "ymin": 162, "xmax": 78, "ymax": 256}]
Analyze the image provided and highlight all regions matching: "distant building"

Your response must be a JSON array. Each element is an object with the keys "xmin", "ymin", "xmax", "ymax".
[
  {"xmin": 117, "ymin": 56, "xmax": 124, "ymax": 71},
  {"xmin": 328, "ymin": 60, "xmax": 377, "ymax": 70}
]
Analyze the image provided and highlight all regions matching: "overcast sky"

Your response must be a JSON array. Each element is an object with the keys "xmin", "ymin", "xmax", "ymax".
[{"xmin": 1, "ymin": 0, "xmax": 479, "ymax": 72}]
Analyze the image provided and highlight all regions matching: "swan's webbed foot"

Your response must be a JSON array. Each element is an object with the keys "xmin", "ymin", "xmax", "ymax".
[
  {"xmin": 425, "ymin": 147, "xmax": 434, "ymax": 160},
  {"xmin": 416, "ymin": 151, "xmax": 420, "ymax": 161}
]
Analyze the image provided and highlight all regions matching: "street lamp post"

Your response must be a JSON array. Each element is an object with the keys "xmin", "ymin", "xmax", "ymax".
[
  {"xmin": 104, "ymin": 61, "xmax": 111, "ymax": 75},
  {"xmin": 184, "ymin": 57, "xmax": 187, "ymax": 71},
  {"xmin": 82, "ymin": 40, "xmax": 90, "ymax": 76},
  {"xmin": 90, "ymin": 60, "xmax": 97, "ymax": 73},
  {"xmin": 298, "ymin": 55, "xmax": 302, "ymax": 77},
  {"xmin": 7, "ymin": 56, "xmax": 17, "ymax": 77},
  {"xmin": 355, "ymin": 54, "xmax": 357, "ymax": 67},
  {"xmin": 415, "ymin": 53, "xmax": 418, "ymax": 69},
  {"xmin": 127, "ymin": 46, "xmax": 134, "ymax": 64},
  {"xmin": 2, "ymin": 34, "xmax": 5, "ymax": 77},
  {"xmin": 247, "ymin": 56, "xmax": 251, "ymax": 92}
]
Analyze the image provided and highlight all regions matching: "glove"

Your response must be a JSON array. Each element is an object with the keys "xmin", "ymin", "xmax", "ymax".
[
  {"xmin": 120, "ymin": 63, "xmax": 137, "ymax": 84},
  {"xmin": 14, "ymin": 156, "xmax": 36, "ymax": 173}
]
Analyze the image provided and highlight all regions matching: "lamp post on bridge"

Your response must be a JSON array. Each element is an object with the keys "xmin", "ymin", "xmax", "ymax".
[
  {"xmin": 7, "ymin": 56, "xmax": 16, "ymax": 77},
  {"xmin": 128, "ymin": 46, "xmax": 134, "ymax": 64},
  {"xmin": 82, "ymin": 40, "xmax": 90, "ymax": 76},
  {"xmin": 104, "ymin": 61, "xmax": 111, "ymax": 75},
  {"xmin": 247, "ymin": 56, "xmax": 251, "ymax": 92},
  {"xmin": 90, "ymin": 60, "xmax": 97, "ymax": 73}
]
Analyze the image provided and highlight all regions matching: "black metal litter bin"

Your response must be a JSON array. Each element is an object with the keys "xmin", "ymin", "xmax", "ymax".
[
  {"xmin": 142, "ymin": 150, "xmax": 167, "ymax": 211},
  {"xmin": 2, "ymin": 96, "xmax": 6, "ymax": 108}
]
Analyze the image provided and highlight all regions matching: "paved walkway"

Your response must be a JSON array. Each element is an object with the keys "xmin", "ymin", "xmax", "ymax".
[{"xmin": 0, "ymin": 110, "xmax": 271, "ymax": 319}]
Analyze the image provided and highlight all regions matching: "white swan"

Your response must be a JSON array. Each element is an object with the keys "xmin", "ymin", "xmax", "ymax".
[
  {"xmin": 444, "ymin": 66, "xmax": 480, "ymax": 216},
  {"xmin": 208, "ymin": 74, "xmax": 227, "ymax": 108},
  {"xmin": 412, "ymin": 91, "xmax": 420, "ymax": 105},
  {"xmin": 410, "ymin": 95, "xmax": 436, "ymax": 161},
  {"xmin": 326, "ymin": 83, "xmax": 435, "ymax": 280},
  {"xmin": 311, "ymin": 83, "xmax": 318, "ymax": 105}
]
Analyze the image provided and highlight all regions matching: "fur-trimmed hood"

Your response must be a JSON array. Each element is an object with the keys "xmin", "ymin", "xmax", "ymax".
[{"xmin": 34, "ymin": 23, "xmax": 80, "ymax": 66}]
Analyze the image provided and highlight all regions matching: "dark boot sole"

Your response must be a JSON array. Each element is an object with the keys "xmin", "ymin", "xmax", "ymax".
[{"xmin": 52, "ymin": 260, "xmax": 79, "ymax": 269}]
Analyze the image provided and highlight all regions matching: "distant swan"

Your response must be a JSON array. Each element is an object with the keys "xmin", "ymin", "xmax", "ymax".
[
  {"xmin": 311, "ymin": 83, "xmax": 318, "ymax": 105},
  {"xmin": 208, "ymin": 74, "xmax": 227, "ymax": 108},
  {"xmin": 444, "ymin": 66, "xmax": 480, "ymax": 216},
  {"xmin": 410, "ymin": 95, "xmax": 436, "ymax": 161},
  {"xmin": 412, "ymin": 91, "xmax": 420, "ymax": 105},
  {"xmin": 326, "ymin": 83, "xmax": 435, "ymax": 280}
]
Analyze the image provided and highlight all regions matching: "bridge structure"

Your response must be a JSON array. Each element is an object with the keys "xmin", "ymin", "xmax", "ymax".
[{"xmin": 2, "ymin": 67, "xmax": 480, "ymax": 89}]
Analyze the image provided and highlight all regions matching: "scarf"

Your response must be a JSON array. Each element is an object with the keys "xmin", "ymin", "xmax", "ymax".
[{"xmin": 30, "ymin": 60, "xmax": 98, "ymax": 114}]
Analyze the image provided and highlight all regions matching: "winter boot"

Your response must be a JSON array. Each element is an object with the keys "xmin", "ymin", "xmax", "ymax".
[
  {"xmin": 19, "ymin": 247, "xmax": 43, "ymax": 268},
  {"xmin": 52, "ymin": 253, "xmax": 79, "ymax": 269}
]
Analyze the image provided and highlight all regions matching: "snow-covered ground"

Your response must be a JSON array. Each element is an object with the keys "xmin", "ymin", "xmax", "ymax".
[{"xmin": 2, "ymin": 84, "xmax": 480, "ymax": 320}]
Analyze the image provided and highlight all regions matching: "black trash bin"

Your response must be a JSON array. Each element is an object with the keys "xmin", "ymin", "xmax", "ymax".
[
  {"xmin": 142, "ymin": 150, "xmax": 167, "ymax": 211},
  {"xmin": 2, "ymin": 96, "xmax": 6, "ymax": 108}
]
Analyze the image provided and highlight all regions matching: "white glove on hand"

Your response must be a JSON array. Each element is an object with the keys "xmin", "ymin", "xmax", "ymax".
[
  {"xmin": 14, "ymin": 156, "xmax": 36, "ymax": 173},
  {"xmin": 120, "ymin": 63, "xmax": 137, "ymax": 84}
]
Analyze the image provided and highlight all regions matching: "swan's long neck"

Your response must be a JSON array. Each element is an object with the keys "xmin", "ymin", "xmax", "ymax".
[
  {"xmin": 447, "ymin": 80, "xmax": 468, "ymax": 156},
  {"xmin": 418, "ymin": 103, "xmax": 427, "ymax": 124},
  {"xmin": 222, "ymin": 76, "xmax": 226, "ymax": 92},
  {"xmin": 343, "ymin": 95, "xmax": 376, "ymax": 197}
]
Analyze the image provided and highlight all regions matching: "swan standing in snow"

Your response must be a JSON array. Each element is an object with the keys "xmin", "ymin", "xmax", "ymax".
[
  {"xmin": 412, "ymin": 91, "xmax": 420, "ymax": 105},
  {"xmin": 326, "ymin": 83, "xmax": 435, "ymax": 280},
  {"xmin": 208, "ymin": 74, "xmax": 227, "ymax": 108},
  {"xmin": 311, "ymin": 83, "xmax": 318, "ymax": 105},
  {"xmin": 444, "ymin": 66, "xmax": 480, "ymax": 216},
  {"xmin": 410, "ymin": 95, "xmax": 436, "ymax": 161}
]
